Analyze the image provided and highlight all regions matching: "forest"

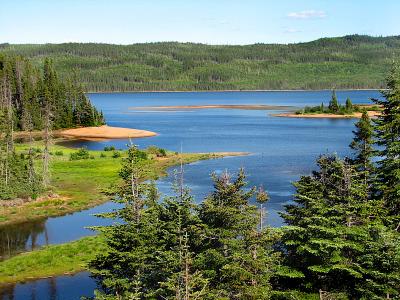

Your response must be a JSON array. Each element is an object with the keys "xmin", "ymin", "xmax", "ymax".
[
  {"xmin": 85, "ymin": 66, "xmax": 400, "ymax": 299},
  {"xmin": 1, "ymin": 35, "xmax": 400, "ymax": 92},
  {"xmin": 0, "ymin": 54, "xmax": 104, "ymax": 200}
]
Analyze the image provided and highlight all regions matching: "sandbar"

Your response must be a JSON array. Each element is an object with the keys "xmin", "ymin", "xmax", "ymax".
[
  {"xmin": 130, "ymin": 104, "xmax": 291, "ymax": 111},
  {"xmin": 59, "ymin": 125, "xmax": 157, "ymax": 139}
]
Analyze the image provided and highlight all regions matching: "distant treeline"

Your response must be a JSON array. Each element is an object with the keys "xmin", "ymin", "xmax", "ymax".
[{"xmin": 1, "ymin": 35, "xmax": 400, "ymax": 92}]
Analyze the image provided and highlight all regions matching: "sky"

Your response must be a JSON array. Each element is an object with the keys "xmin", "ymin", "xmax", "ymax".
[{"xmin": 1, "ymin": 0, "xmax": 399, "ymax": 45}]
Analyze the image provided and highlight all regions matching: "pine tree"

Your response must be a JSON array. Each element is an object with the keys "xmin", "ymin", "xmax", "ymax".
[
  {"xmin": 328, "ymin": 90, "xmax": 340, "ymax": 113},
  {"xmin": 280, "ymin": 155, "xmax": 371, "ymax": 296},
  {"xmin": 373, "ymin": 64, "xmax": 400, "ymax": 230},
  {"xmin": 345, "ymin": 97, "xmax": 353, "ymax": 112},
  {"xmin": 197, "ymin": 169, "xmax": 277, "ymax": 299},
  {"xmin": 349, "ymin": 110, "xmax": 375, "ymax": 193},
  {"xmin": 89, "ymin": 145, "xmax": 159, "ymax": 299}
]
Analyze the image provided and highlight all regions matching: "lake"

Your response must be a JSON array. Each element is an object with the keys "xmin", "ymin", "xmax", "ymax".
[{"xmin": 0, "ymin": 90, "xmax": 382, "ymax": 299}]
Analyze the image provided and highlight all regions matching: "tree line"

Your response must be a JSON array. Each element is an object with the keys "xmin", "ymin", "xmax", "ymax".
[
  {"xmin": 0, "ymin": 54, "xmax": 104, "ymax": 200},
  {"xmin": 1, "ymin": 35, "xmax": 400, "ymax": 92},
  {"xmin": 87, "ymin": 65, "xmax": 400, "ymax": 299}
]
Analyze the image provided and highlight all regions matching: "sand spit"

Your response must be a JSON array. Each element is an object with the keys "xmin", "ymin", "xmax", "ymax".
[
  {"xmin": 130, "ymin": 104, "xmax": 292, "ymax": 111},
  {"xmin": 59, "ymin": 125, "xmax": 157, "ymax": 140}
]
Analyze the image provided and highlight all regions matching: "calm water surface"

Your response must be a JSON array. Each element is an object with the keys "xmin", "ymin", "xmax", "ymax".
[{"xmin": 0, "ymin": 90, "xmax": 382, "ymax": 299}]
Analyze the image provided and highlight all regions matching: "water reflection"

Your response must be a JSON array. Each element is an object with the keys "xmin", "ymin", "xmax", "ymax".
[
  {"xmin": 0, "ymin": 201, "xmax": 122, "ymax": 261},
  {"xmin": 0, "ymin": 221, "xmax": 48, "ymax": 261}
]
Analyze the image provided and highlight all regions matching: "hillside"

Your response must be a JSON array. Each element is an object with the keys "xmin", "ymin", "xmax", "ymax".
[{"xmin": 1, "ymin": 35, "xmax": 399, "ymax": 92}]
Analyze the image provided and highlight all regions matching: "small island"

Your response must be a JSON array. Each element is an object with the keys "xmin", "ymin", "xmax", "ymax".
[{"xmin": 274, "ymin": 91, "xmax": 382, "ymax": 119}]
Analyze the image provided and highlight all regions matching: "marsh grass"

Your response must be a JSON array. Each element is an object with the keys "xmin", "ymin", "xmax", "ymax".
[
  {"xmin": 2, "ymin": 141, "xmax": 229, "ymax": 226},
  {"xmin": 0, "ymin": 236, "xmax": 105, "ymax": 284}
]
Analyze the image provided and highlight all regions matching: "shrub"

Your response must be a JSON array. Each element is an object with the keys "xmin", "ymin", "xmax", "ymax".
[
  {"xmin": 147, "ymin": 146, "xmax": 167, "ymax": 157},
  {"xmin": 100, "ymin": 153, "xmax": 106, "ymax": 158},
  {"xmin": 104, "ymin": 146, "xmax": 116, "ymax": 151},
  {"xmin": 70, "ymin": 148, "xmax": 90, "ymax": 161},
  {"xmin": 112, "ymin": 151, "xmax": 121, "ymax": 158},
  {"xmin": 55, "ymin": 151, "xmax": 64, "ymax": 156}
]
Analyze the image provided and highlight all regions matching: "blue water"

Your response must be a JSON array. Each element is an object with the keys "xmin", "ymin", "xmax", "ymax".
[
  {"xmin": 0, "ymin": 90, "xmax": 382, "ymax": 299},
  {"xmin": 0, "ymin": 272, "xmax": 96, "ymax": 300}
]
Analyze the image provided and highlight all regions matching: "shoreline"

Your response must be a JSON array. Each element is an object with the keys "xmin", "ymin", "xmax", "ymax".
[{"xmin": 87, "ymin": 88, "xmax": 385, "ymax": 94}]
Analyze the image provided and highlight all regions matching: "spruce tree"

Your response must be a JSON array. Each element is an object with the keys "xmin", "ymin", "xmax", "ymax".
[
  {"xmin": 328, "ymin": 90, "xmax": 340, "ymax": 113},
  {"xmin": 349, "ymin": 110, "xmax": 375, "ymax": 192},
  {"xmin": 197, "ymin": 169, "xmax": 278, "ymax": 299},
  {"xmin": 373, "ymin": 64, "xmax": 400, "ymax": 230},
  {"xmin": 280, "ymin": 155, "xmax": 370, "ymax": 296},
  {"xmin": 345, "ymin": 97, "xmax": 353, "ymax": 112}
]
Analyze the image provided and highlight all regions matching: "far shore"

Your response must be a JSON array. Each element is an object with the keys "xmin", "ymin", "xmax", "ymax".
[
  {"xmin": 130, "ymin": 104, "xmax": 292, "ymax": 111},
  {"xmin": 13, "ymin": 125, "xmax": 157, "ymax": 141},
  {"xmin": 87, "ymin": 88, "xmax": 385, "ymax": 94},
  {"xmin": 273, "ymin": 110, "xmax": 380, "ymax": 119}
]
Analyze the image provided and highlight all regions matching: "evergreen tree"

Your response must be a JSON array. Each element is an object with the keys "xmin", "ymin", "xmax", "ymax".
[
  {"xmin": 197, "ymin": 169, "xmax": 278, "ymax": 299},
  {"xmin": 89, "ymin": 145, "xmax": 159, "ymax": 298},
  {"xmin": 373, "ymin": 64, "xmax": 400, "ymax": 230},
  {"xmin": 349, "ymin": 110, "xmax": 375, "ymax": 193},
  {"xmin": 328, "ymin": 90, "xmax": 340, "ymax": 113},
  {"xmin": 280, "ymin": 156, "xmax": 369, "ymax": 296},
  {"xmin": 89, "ymin": 146, "xmax": 208, "ymax": 299},
  {"xmin": 345, "ymin": 97, "xmax": 353, "ymax": 112},
  {"xmin": 279, "ymin": 154, "xmax": 400, "ymax": 298}
]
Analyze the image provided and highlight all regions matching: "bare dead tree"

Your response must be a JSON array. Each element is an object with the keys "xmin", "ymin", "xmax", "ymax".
[
  {"xmin": 42, "ymin": 95, "xmax": 53, "ymax": 188},
  {"xmin": 23, "ymin": 109, "xmax": 36, "ymax": 185}
]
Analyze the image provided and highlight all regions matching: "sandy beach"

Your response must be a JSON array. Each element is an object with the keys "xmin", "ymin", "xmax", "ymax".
[
  {"xmin": 59, "ymin": 125, "xmax": 157, "ymax": 140},
  {"xmin": 130, "ymin": 104, "xmax": 292, "ymax": 111},
  {"xmin": 273, "ymin": 110, "xmax": 381, "ymax": 119}
]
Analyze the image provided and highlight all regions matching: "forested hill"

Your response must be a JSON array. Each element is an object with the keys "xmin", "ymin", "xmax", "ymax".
[{"xmin": 1, "ymin": 35, "xmax": 400, "ymax": 92}]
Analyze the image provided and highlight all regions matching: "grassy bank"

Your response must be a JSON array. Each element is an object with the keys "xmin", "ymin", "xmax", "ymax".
[
  {"xmin": 0, "ymin": 236, "xmax": 104, "ymax": 285},
  {"xmin": 1, "ymin": 142, "xmax": 243, "ymax": 226}
]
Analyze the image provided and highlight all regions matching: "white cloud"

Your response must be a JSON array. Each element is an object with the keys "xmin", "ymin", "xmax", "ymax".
[
  {"xmin": 287, "ymin": 10, "xmax": 327, "ymax": 19},
  {"xmin": 284, "ymin": 28, "xmax": 302, "ymax": 34}
]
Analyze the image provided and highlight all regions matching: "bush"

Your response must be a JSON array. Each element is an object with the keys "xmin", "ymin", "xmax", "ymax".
[
  {"xmin": 54, "ymin": 151, "xmax": 64, "ymax": 156},
  {"xmin": 112, "ymin": 151, "xmax": 121, "ymax": 158},
  {"xmin": 100, "ymin": 153, "xmax": 106, "ymax": 158},
  {"xmin": 70, "ymin": 148, "xmax": 90, "ymax": 161},
  {"xmin": 104, "ymin": 146, "xmax": 116, "ymax": 151},
  {"xmin": 147, "ymin": 146, "xmax": 167, "ymax": 157}
]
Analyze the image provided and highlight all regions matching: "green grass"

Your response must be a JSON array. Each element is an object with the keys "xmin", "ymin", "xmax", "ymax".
[
  {"xmin": 2, "ymin": 142, "xmax": 239, "ymax": 225},
  {"xmin": 0, "ymin": 236, "xmax": 104, "ymax": 284}
]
